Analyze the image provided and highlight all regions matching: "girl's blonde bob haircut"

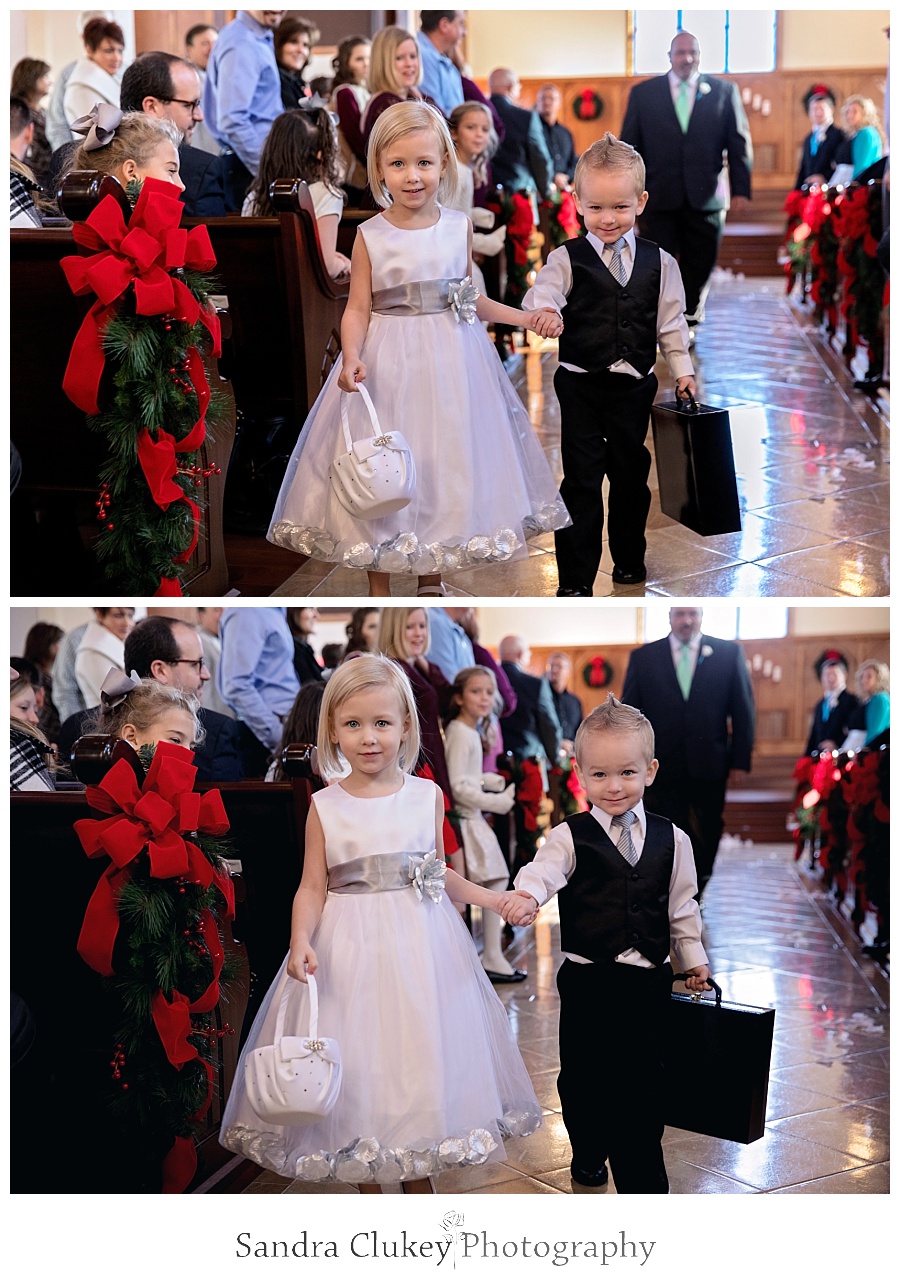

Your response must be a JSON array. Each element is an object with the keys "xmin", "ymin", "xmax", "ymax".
[
  {"xmin": 377, "ymin": 605, "xmax": 431, "ymax": 662},
  {"xmin": 367, "ymin": 24, "xmax": 419, "ymax": 97},
  {"xmin": 317, "ymin": 653, "xmax": 422, "ymax": 779},
  {"xmin": 367, "ymin": 100, "xmax": 460, "ymax": 209}
]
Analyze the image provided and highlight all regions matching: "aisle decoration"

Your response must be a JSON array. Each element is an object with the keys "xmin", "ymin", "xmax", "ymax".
[
  {"xmin": 833, "ymin": 181, "xmax": 885, "ymax": 371},
  {"xmin": 487, "ymin": 189, "xmax": 536, "ymax": 309},
  {"xmin": 549, "ymin": 753, "xmax": 587, "ymax": 817},
  {"xmin": 783, "ymin": 186, "xmax": 841, "ymax": 327},
  {"xmin": 497, "ymin": 756, "xmax": 546, "ymax": 862},
  {"xmin": 74, "ymin": 741, "xmax": 236, "ymax": 1192},
  {"xmin": 542, "ymin": 188, "xmax": 581, "ymax": 250},
  {"xmin": 60, "ymin": 176, "xmax": 227, "ymax": 595}
]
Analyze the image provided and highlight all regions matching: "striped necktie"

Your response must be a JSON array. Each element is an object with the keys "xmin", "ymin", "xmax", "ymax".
[
  {"xmin": 675, "ymin": 80, "xmax": 691, "ymax": 132},
  {"xmin": 612, "ymin": 809, "xmax": 639, "ymax": 866},
  {"xmin": 608, "ymin": 236, "xmax": 628, "ymax": 286}
]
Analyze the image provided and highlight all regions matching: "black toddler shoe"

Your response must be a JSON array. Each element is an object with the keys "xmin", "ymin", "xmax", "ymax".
[
  {"xmin": 612, "ymin": 565, "xmax": 647, "ymax": 585},
  {"xmin": 570, "ymin": 1162, "xmax": 609, "ymax": 1187},
  {"xmin": 556, "ymin": 586, "xmax": 592, "ymax": 597},
  {"xmin": 484, "ymin": 968, "xmax": 527, "ymax": 984}
]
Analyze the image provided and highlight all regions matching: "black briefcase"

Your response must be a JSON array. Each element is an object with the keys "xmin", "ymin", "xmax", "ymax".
[
  {"xmin": 651, "ymin": 394, "xmax": 741, "ymax": 536},
  {"xmin": 664, "ymin": 975, "xmax": 775, "ymax": 1144}
]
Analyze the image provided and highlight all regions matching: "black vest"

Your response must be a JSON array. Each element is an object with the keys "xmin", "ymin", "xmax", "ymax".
[
  {"xmin": 558, "ymin": 236, "xmax": 661, "ymax": 375},
  {"xmin": 557, "ymin": 811, "xmax": 675, "ymax": 966}
]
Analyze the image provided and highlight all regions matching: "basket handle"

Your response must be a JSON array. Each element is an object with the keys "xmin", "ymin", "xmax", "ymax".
[
  {"xmin": 275, "ymin": 972, "xmax": 319, "ymax": 1042},
  {"xmin": 671, "ymin": 972, "xmax": 722, "ymax": 1005},
  {"xmin": 339, "ymin": 382, "xmax": 383, "ymax": 453}
]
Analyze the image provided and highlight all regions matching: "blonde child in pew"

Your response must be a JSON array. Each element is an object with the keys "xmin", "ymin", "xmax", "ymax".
[
  {"xmin": 242, "ymin": 106, "xmax": 351, "ymax": 281},
  {"xmin": 66, "ymin": 106, "xmax": 185, "ymax": 199},
  {"xmin": 268, "ymin": 100, "xmax": 569, "ymax": 597},
  {"xmin": 92, "ymin": 668, "xmax": 202, "ymax": 752},
  {"xmin": 220, "ymin": 654, "xmax": 542, "ymax": 1191}
]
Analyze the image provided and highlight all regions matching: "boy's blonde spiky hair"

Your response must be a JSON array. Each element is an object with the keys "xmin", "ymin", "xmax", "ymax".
[
  {"xmin": 574, "ymin": 693, "xmax": 655, "ymax": 766},
  {"xmin": 574, "ymin": 132, "xmax": 646, "ymax": 199}
]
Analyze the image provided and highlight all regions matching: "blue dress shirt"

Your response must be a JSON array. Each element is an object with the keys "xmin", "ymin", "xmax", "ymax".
[
  {"xmin": 416, "ymin": 32, "xmax": 463, "ymax": 117},
  {"xmin": 217, "ymin": 607, "xmax": 299, "ymax": 752},
  {"xmin": 202, "ymin": 11, "xmax": 282, "ymax": 175},
  {"xmin": 424, "ymin": 608, "xmax": 475, "ymax": 684}
]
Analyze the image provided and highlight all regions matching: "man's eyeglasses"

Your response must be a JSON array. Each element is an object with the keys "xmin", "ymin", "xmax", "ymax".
[
  {"xmin": 173, "ymin": 657, "xmax": 207, "ymax": 671},
  {"xmin": 166, "ymin": 97, "xmax": 203, "ymax": 113}
]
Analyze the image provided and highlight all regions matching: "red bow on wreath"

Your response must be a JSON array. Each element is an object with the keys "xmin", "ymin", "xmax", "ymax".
[
  {"xmin": 60, "ymin": 177, "xmax": 221, "ymax": 415},
  {"xmin": 74, "ymin": 741, "xmax": 232, "ymax": 976}
]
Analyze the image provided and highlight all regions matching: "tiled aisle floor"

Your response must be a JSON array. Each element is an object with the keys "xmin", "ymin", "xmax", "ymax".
[
  {"xmin": 273, "ymin": 277, "xmax": 889, "ymax": 598},
  {"xmin": 243, "ymin": 842, "xmax": 889, "ymax": 1196}
]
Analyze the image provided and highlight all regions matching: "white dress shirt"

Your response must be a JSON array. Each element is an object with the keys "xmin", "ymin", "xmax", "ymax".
[
  {"xmin": 514, "ymin": 799, "xmax": 708, "ymax": 970},
  {"xmin": 522, "ymin": 227, "xmax": 694, "ymax": 380}
]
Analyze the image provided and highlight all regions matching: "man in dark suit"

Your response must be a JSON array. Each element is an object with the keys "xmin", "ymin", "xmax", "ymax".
[
  {"xmin": 536, "ymin": 83, "xmax": 578, "ymax": 189},
  {"xmin": 795, "ymin": 87, "xmax": 846, "ymax": 188},
  {"xmin": 804, "ymin": 650, "xmax": 859, "ymax": 756},
  {"xmin": 620, "ymin": 30, "xmax": 752, "ymax": 330},
  {"xmin": 621, "ymin": 605, "xmax": 755, "ymax": 894},
  {"xmin": 57, "ymin": 615, "xmax": 244, "ymax": 782},
  {"xmin": 546, "ymin": 651, "xmax": 584, "ymax": 752},
  {"xmin": 120, "ymin": 51, "xmax": 227, "ymax": 216},
  {"xmin": 499, "ymin": 634, "xmax": 562, "ymax": 875},
  {"xmin": 488, "ymin": 66, "xmax": 554, "ymax": 359}
]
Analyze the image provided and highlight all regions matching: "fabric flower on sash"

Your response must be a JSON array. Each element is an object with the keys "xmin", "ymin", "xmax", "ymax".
[{"xmin": 408, "ymin": 850, "xmax": 446, "ymax": 903}]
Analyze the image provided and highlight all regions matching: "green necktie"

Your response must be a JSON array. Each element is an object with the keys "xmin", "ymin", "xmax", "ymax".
[
  {"xmin": 675, "ymin": 81, "xmax": 691, "ymax": 133},
  {"xmin": 676, "ymin": 643, "xmax": 693, "ymax": 699}
]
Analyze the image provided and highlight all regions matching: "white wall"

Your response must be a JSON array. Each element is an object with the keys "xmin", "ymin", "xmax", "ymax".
[
  {"xmin": 790, "ymin": 605, "xmax": 890, "ymax": 636},
  {"xmin": 11, "ymin": 10, "xmax": 136, "ymax": 73},
  {"xmin": 468, "ymin": 8, "xmax": 629, "ymax": 79}
]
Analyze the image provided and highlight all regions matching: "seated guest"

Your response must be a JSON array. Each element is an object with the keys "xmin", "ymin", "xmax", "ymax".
[
  {"xmin": 23, "ymin": 622, "xmax": 64, "ymax": 746},
  {"xmin": 795, "ymin": 85, "xmax": 846, "ymax": 187},
  {"xmin": 10, "ymin": 96, "xmax": 44, "ymax": 227},
  {"xmin": 342, "ymin": 606, "xmax": 380, "ymax": 661},
  {"xmin": 119, "ymin": 51, "xmax": 227, "ymax": 216},
  {"xmin": 75, "ymin": 607, "xmax": 134, "ymax": 710},
  {"xmin": 841, "ymin": 660, "xmax": 890, "ymax": 751},
  {"xmin": 65, "ymin": 109, "xmax": 185, "ymax": 205},
  {"xmin": 63, "ymin": 17, "xmax": 124, "ymax": 128},
  {"xmin": 361, "ymin": 25, "xmax": 440, "ymax": 147},
  {"xmin": 275, "ymin": 15, "xmax": 320, "ymax": 109},
  {"xmin": 10, "ymin": 669, "xmax": 55, "ymax": 791},
  {"xmin": 242, "ymin": 106, "xmax": 350, "ymax": 279},
  {"xmin": 536, "ymin": 83, "xmax": 577, "ymax": 189},
  {"xmin": 10, "ymin": 58, "xmax": 53, "ymax": 184},
  {"xmin": 184, "ymin": 23, "xmax": 220, "ymax": 155},
  {"xmin": 286, "ymin": 606, "xmax": 324, "ymax": 685},
  {"xmin": 58, "ymin": 615, "xmax": 244, "ymax": 782},
  {"xmin": 267, "ymin": 679, "xmax": 327, "ymax": 781},
  {"xmin": 92, "ymin": 670, "xmax": 202, "ymax": 756},
  {"xmin": 832, "ymin": 95, "xmax": 885, "ymax": 184},
  {"xmin": 330, "ymin": 35, "xmax": 371, "ymax": 202},
  {"xmin": 805, "ymin": 650, "xmax": 859, "ymax": 755}
]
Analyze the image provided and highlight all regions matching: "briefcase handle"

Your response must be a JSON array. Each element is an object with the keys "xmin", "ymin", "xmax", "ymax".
[
  {"xmin": 675, "ymin": 388, "xmax": 700, "ymax": 414},
  {"xmin": 672, "ymin": 972, "xmax": 723, "ymax": 1005}
]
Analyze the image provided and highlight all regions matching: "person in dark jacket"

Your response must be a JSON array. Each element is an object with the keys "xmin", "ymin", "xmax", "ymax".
[
  {"xmin": 119, "ymin": 50, "xmax": 226, "ymax": 215},
  {"xmin": 274, "ymin": 15, "xmax": 319, "ymax": 108},
  {"xmin": 805, "ymin": 650, "xmax": 860, "ymax": 755},
  {"xmin": 795, "ymin": 85, "xmax": 846, "ymax": 187},
  {"xmin": 536, "ymin": 83, "xmax": 577, "ymax": 189},
  {"xmin": 56, "ymin": 615, "xmax": 243, "ymax": 781}
]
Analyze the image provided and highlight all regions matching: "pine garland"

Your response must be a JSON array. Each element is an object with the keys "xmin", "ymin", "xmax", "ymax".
[{"xmin": 90, "ymin": 272, "xmax": 230, "ymax": 593}]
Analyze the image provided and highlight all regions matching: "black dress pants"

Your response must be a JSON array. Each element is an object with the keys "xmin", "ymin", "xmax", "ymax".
[
  {"xmin": 644, "ymin": 772, "xmax": 728, "ymax": 891},
  {"xmin": 554, "ymin": 366, "xmax": 658, "ymax": 589},
  {"xmin": 556, "ymin": 958, "xmax": 672, "ymax": 1194},
  {"xmin": 638, "ymin": 205, "xmax": 725, "ymax": 322}
]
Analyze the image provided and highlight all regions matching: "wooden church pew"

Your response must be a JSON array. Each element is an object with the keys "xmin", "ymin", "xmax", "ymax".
[{"xmin": 10, "ymin": 739, "xmax": 316, "ymax": 1194}]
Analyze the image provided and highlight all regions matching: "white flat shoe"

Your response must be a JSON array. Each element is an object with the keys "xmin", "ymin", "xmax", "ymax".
[{"xmin": 416, "ymin": 584, "xmax": 447, "ymax": 596}]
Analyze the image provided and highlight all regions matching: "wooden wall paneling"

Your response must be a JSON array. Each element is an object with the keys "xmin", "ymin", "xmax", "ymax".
[{"xmin": 134, "ymin": 11, "xmax": 227, "ymax": 58}]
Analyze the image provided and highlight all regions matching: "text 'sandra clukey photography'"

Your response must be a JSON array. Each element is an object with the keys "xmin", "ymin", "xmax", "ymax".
[{"xmin": 234, "ymin": 1216, "xmax": 657, "ymax": 1267}]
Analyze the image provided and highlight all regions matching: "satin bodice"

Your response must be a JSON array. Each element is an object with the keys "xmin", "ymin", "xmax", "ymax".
[
  {"xmin": 313, "ymin": 775, "xmax": 438, "ymax": 873},
  {"xmin": 359, "ymin": 206, "xmax": 469, "ymax": 292}
]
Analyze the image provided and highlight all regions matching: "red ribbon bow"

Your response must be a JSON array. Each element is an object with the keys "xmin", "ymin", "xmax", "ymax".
[
  {"xmin": 75, "ymin": 741, "xmax": 232, "ymax": 976},
  {"xmin": 60, "ymin": 177, "xmax": 221, "ymax": 415}
]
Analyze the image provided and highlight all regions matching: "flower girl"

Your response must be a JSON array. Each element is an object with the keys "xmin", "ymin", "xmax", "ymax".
[
  {"xmin": 220, "ymin": 655, "xmax": 541, "ymax": 1192},
  {"xmin": 268, "ymin": 100, "xmax": 568, "ymax": 596}
]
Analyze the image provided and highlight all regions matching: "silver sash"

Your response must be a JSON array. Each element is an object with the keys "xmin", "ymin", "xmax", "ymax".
[
  {"xmin": 328, "ymin": 850, "xmax": 446, "ymax": 902},
  {"xmin": 370, "ymin": 276, "xmax": 479, "ymax": 322}
]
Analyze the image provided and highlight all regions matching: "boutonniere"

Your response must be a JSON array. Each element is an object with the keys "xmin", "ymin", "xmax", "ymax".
[
  {"xmin": 700, "ymin": 644, "xmax": 714, "ymax": 661},
  {"xmin": 697, "ymin": 81, "xmax": 712, "ymax": 96}
]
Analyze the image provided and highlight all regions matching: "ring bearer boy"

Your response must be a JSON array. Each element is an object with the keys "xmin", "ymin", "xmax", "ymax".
[
  {"xmin": 523, "ymin": 134, "xmax": 696, "ymax": 594},
  {"xmin": 502, "ymin": 696, "xmax": 710, "ymax": 1194}
]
